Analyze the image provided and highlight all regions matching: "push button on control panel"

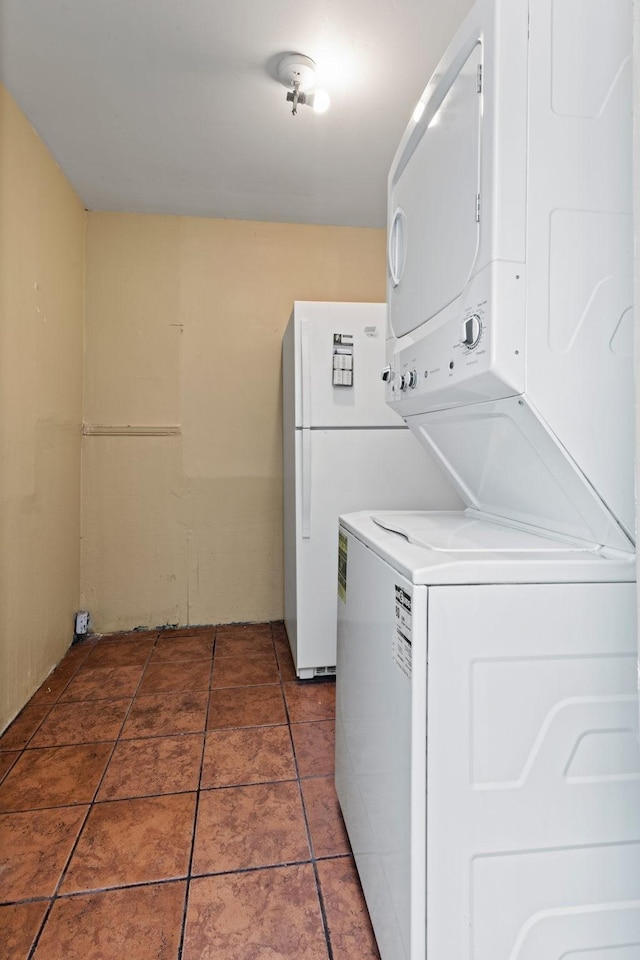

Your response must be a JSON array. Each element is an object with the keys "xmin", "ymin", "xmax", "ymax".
[{"xmin": 461, "ymin": 314, "xmax": 481, "ymax": 348}]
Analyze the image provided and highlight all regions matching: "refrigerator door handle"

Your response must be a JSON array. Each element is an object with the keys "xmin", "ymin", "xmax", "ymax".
[
  {"xmin": 301, "ymin": 427, "xmax": 312, "ymax": 539},
  {"xmin": 300, "ymin": 319, "xmax": 311, "ymax": 429}
]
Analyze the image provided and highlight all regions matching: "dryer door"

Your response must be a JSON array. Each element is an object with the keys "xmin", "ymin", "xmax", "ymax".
[{"xmin": 389, "ymin": 42, "xmax": 482, "ymax": 340}]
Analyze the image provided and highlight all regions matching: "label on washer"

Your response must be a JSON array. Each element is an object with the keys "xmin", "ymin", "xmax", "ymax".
[
  {"xmin": 338, "ymin": 531, "xmax": 348, "ymax": 602},
  {"xmin": 393, "ymin": 585, "xmax": 412, "ymax": 679}
]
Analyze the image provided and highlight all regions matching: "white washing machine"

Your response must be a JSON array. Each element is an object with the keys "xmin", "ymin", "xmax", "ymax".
[
  {"xmin": 335, "ymin": 0, "xmax": 639, "ymax": 958},
  {"xmin": 336, "ymin": 511, "xmax": 638, "ymax": 960}
]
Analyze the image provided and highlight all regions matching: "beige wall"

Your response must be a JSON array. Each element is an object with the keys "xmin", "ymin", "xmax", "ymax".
[
  {"xmin": 0, "ymin": 85, "xmax": 85, "ymax": 730},
  {"xmin": 82, "ymin": 213, "xmax": 385, "ymax": 632}
]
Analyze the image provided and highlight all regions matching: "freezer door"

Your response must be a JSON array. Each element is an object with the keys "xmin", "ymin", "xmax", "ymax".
[
  {"xmin": 292, "ymin": 302, "xmax": 400, "ymax": 428},
  {"xmin": 290, "ymin": 427, "xmax": 459, "ymax": 675},
  {"xmin": 336, "ymin": 530, "xmax": 427, "ymax": 960}
]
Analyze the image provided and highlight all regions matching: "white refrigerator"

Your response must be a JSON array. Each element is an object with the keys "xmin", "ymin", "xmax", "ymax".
[{"xmin": 282, "ymin": 301, "xmax": 458, "ymax": 678}]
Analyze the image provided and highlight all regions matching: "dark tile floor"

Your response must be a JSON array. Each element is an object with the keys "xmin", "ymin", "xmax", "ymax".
[{"xmin": 0, "ymin": 622, "xmax": 380, "ymax": 960}]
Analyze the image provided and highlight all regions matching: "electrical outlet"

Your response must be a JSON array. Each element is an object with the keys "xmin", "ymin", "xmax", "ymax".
[{"xmin": 75, "ymin": 611, "xmax": 90, "ymax": 635}]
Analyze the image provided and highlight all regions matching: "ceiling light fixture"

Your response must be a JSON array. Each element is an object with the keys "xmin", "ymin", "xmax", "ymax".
[{"xmin": 277, "ymin": 53, "xmax": 330, "ymax": 116}]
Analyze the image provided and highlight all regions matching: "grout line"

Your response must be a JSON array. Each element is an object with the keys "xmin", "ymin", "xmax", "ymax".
[
  {"xmin": 27, "ymin": 899, "xmax": 56, "ymax": 959},
  {"xmin": 312, "ymin": 858, "xmax": 336, "ymax": 960},
  {"xmin": 177, "ymin": 624, "xmax": 217, "ymax": 960},
  {"xmin": 0, "ymin": 850, "xmax": 354, "ymax": 910},
  {"xmin": 0, "ymin": 893, "xmax": 52, "ymax": 907},
  {"xmin": 0, "ymin": 752, "xmax": 21, "ymax": 786},
  {"xmin": 1, "ymin": 700, "xmax": 56, "ymax": 753},
  {"xmin": 280, "ymin": 636, "xmax": 336, "ymax": 960},
  {"xmin": 60, "ymin": 875, "xmax": 186, "ymax": 899}
]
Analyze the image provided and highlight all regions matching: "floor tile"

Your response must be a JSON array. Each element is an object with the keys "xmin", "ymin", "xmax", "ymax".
[
  {"xmin": 0, "ymin": 743, "xmax": 113, "ymax": 812},
  {"xmin": 0, "ymin": 752, "xmax": 19, "ymax": 783},
  {"xmin": 97, "ymin": 734, "xmax": 204, "ymax": 800},
  {"xmin": 0, "ymin": 902, "xmax": 49, "ymax": 960},
  {"xmin": 29, "ymin": 660, "xmax": 82, "ymax": 705},
  {"xmin": 0, "ymin": 705, "xmax": 50, "ymax": 750},
  {"xmin": 59, "ymin": 665, "xmax": 144, "ymax": 702},
  {"xmin": 95, "ymin": 629, "xmax": 158, "ymax": 642},
  {"xmin": 284, "ymin": 681, "xmax": 336, "ymax": 722},
  {"xmin": 157, "ymin": 626, "xmax": 214, "ymax": 639},
  {"xmin": 291, "ymin": 721, "xmax": 335, "ymax": 778},
  {"xmin": 61, "ymin": 792, "xmax": 196, "ymax": 893},
  {"xmin": 32, "ymin": 881, "xmax": 186, "ymax": 960},
  {"xmin": 150, "ymin": 635, "xmax": 214, "ymax": 662},
  {"xmin": 59, "ymin": 640, "xmax": 96, "ymax": 666},
  {"xmin": 137, "ymin": 659, "xmax": 212, "ymax": 695},
  {"xmin": 317, "ymin": 858, "xmax": 380, "ymax": 959},
  {"xmin": 193, "ymin": 781, "xmax": 309, "ymax": 874},
  {"xmin": 120, "ymin": 691, "xmax": 208, "ymax": 739},
  {"xmin": 301, "ymin": 777, "xmax": 350, "ymax": 858},
  {"xmin": 214, "ymin": 623, "xmax": 274, "ymax": 658},
  {"xmin": 207, "ymin": 685, "xmax": 286, "ymax": 729},
  {"xmin": 272, "ymin": 625, "xmax": 291, "ymax": 658},
  {"xmin": 211, "ymin": 655, "xmax": 279, "ymax": 688},
  {"xmin": 276, "ymin": 644, "xmax": 298, "ymax": 681},
  {"xmin": 29, "ymin": 699, "xmax": 131, "ymax": 748},
  {"xmin": 183, "ymin": 865, "xmax": 328, "ymax": 960},
  {"xmin": 201, "ymin": 726, "xmax": 295, "ymax": 788},
  {"xmin": 83, "ymin": 637, "xmax": 155, "ymax": 668},
  {"xmin": 0, "ymin": 806, "xmax": 87, "ymax": 901}
]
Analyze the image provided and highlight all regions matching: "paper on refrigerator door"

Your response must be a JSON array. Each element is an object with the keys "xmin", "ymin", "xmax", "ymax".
[{"xmin": 333, "ymin": 333, "xmax": 354, "ymax": 387}]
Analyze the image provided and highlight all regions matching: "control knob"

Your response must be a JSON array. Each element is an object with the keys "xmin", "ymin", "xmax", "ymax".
[
  {"xmin": 407, "ymin": 370, "xmax": 418, "ymax": 389},
  {"xmin": 399, "ymin": 374, "xmax": 408, "ymax": 392},
  {"xmin": 381, "ymin": 365, "xmax": 393, "ymax": 382},
  {"xmin": 461, "ymin": 314, "xmax": 482, "ymax": 348}
]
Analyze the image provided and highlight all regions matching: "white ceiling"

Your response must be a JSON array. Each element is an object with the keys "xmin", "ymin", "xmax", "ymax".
[{"xmin": 0, "ymin": 0, "xmax": 473, "ymax": 228}]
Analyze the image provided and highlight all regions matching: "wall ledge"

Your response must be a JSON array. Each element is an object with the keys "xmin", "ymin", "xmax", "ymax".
[{"xmin": 83, "ymin": 424, "xmax": 182, "ymax": 436}]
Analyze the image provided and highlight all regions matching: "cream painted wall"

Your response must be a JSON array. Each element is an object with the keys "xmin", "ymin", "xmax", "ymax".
[
  {"xmin": 0, "ymin": 85, "xmax": 85, "ymax": 731},
  {"xmin": 82, "ymin": 214, "xmax": 386, "ymax": 631}
]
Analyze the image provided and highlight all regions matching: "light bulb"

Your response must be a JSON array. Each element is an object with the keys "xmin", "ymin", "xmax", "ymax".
[{"xmin": 312, "ymin": 89, "xmax": 331, "ymax": 114}]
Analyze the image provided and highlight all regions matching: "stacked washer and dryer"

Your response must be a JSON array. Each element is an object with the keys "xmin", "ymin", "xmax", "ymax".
[{"xmin": 335, "ymin": 1, "xmax": 640, "ymax": 959}]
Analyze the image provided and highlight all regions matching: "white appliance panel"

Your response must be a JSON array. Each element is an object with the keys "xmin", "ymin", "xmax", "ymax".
[
  {"xmin": 290, "ymin": 430, "xmax": 459, "ymax": 675},
  {"xmin": 388, "ymin": 42, "xmax": 482, "ymax": 339},
  {"xmin": 340, "ymin": 511, "xmax": 636, "ymax": 586},
  {"xmin": 336, "ymin": 520, "xmax": 640, "ymax": 960},
  {"xmin": 387, "ymin": 0, "xmax": 529, "ymax": 346},
  {"xmin": 282, "ymin": 316, "xmax": 297, "ymax": 643},
  {"xmin": 426, "ymin": 581, "xmax": 640, "ymax": 960},
  {"xmin": 382, "ymin": 0, "xmax": 634, "ymax": 553},
  {"xmin": 407, "ymin": 397, "xmax": 634, "ymax": 551},
  {"xmin": 524, "ymin": 0, "xmax": 634, "ymax": 538},
  {"xmin": 291, "ymin": 302, "xmax": 399, "ymax": 429},
  {"xmin": 335, "ymin": 531, "xmax": 427, "ymax": 960}
]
